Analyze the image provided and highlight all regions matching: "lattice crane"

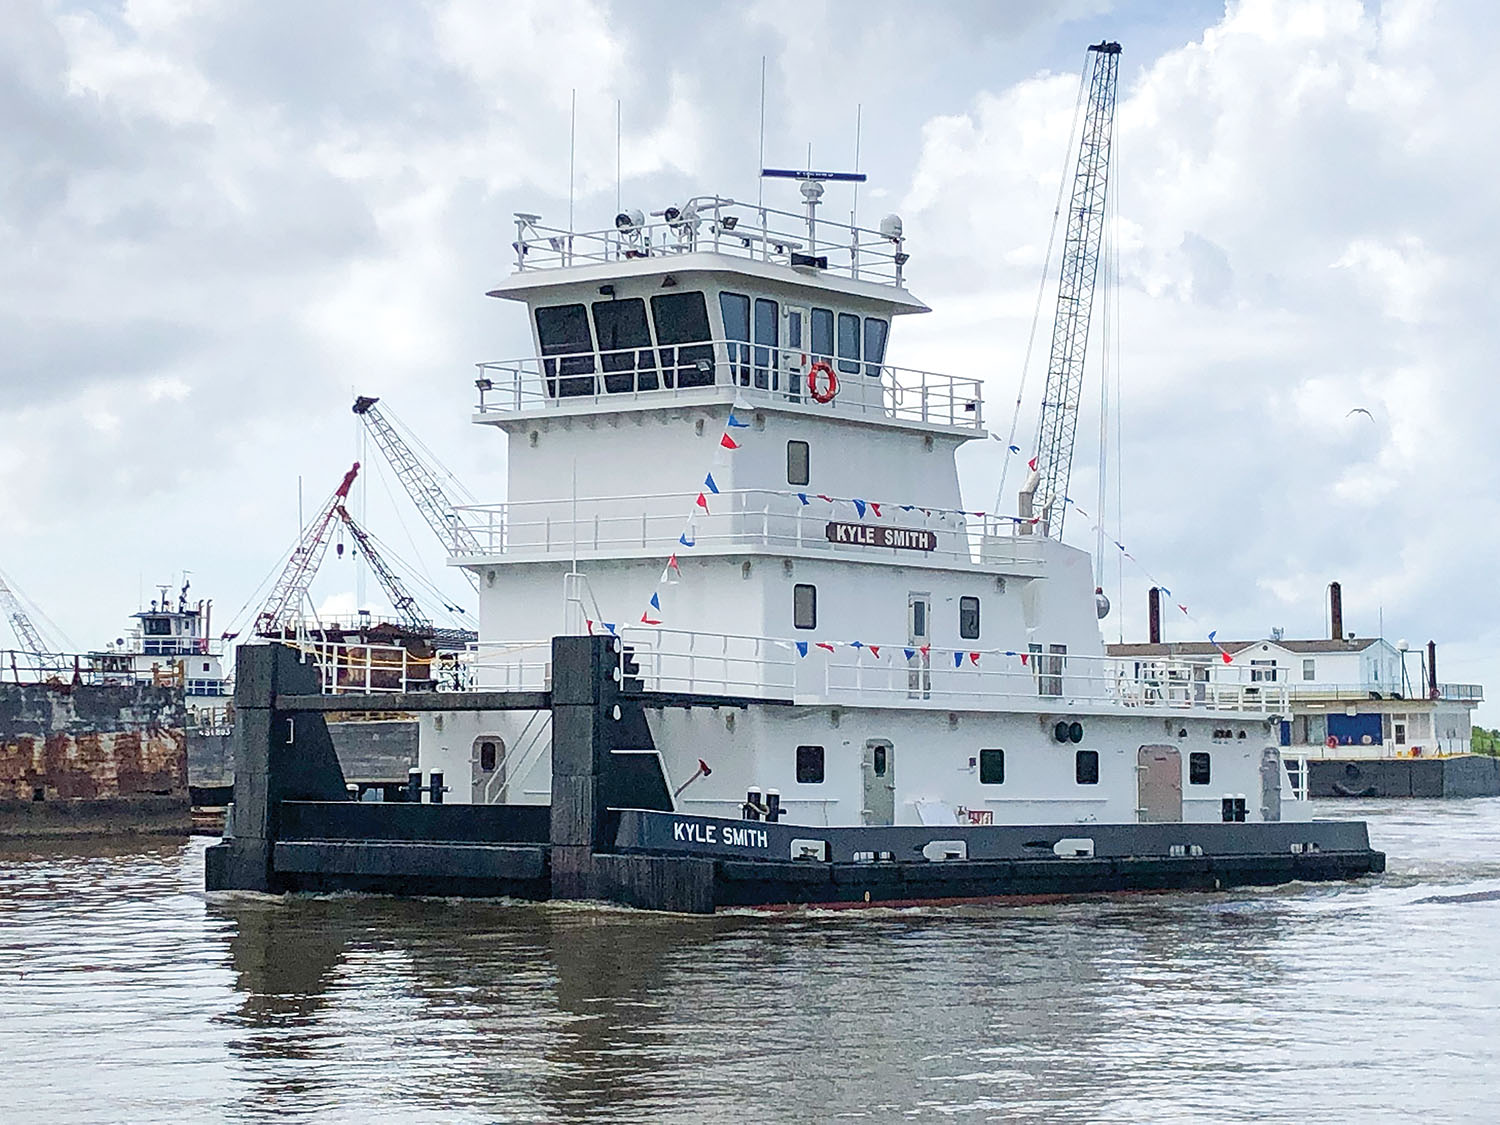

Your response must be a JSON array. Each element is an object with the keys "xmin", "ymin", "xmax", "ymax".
[
  {"xmin": 335, "ymin": 508, "xmax": 431, "ymax": 633},
  {"xmin": 1027, "ymin": 41, "xmax": 1121, "ymax": 538},
  {"xmin": 353, "ymin": 395, "xmax": 481, "ymax": 590},
  {"xmin": 253, "ymin": 462, "xmax": 361, "ymax": 636},
  {"xmin": 0, "ymin": 567, "xmax": 63, "ymax": 670}
]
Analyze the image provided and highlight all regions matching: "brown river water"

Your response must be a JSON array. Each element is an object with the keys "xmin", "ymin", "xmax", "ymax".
[{"xmin": 1, "ymin": 799, "xmax": 1498, "ymax": 1123}]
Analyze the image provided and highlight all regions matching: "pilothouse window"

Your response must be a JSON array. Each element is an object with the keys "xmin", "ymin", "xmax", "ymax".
[
  {"xmin": 535, "ymin": 304, "xmax": 596, "ymax": 397},
  {"xmin": 811, "ymin": 308, "xmax": 833, "ymax": 362},
  {"xmin": 753, "ymin": 298, "xmax": 779, "ymax": 389},
  {"xmin": 651, "ymin": 291, "xmax": 713, "ymax": 388},
  {"xmin": 591, "ymin": 298, "xmax": 657, "ymax": 393},
  {"xmin": 863, "ymin": 318, "xmax": 889, "ymax": 376},
  {"xmin": 720, "ymin": 292, "xmax": 751, "ymax": 384},
  {"xmin": 836, "ymin": 312, "xmax": 860, "ymax": 374}
]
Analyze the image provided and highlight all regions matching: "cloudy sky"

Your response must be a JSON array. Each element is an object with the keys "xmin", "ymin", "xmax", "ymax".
[{"xmin": 3, "ymin": 0, "xmax": 1495, "ymax": 714}]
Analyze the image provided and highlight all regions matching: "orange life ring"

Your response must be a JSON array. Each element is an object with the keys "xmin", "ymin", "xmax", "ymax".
[
  {"xmin": 1325, "ymin": 735, "xmax": 1339, "ymax": 750},
  {"xmin": 808, "ymin": 360, "xmax": 838, "ymax": 403}
]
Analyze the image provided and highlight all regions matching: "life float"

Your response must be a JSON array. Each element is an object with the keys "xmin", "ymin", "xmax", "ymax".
[
  {"xmin": 808, "ymin": 360, "xmax": 838, "ymax": 403},
  {"xmin": 1325, "ymin": 735, "xmax": 1339, "ymax": 750}
]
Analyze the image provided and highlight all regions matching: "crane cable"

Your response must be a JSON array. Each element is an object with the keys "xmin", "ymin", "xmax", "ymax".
[{"xmin": 992, "ymin": 53, "xmax": 1092, "ymax": 515}]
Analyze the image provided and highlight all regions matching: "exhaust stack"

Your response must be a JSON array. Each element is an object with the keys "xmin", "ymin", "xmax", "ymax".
[
  {"xmin": 1329, "ymin": 581, "xmax": 1344, "ymax": 642},
  {"xmin": 1428, "ymin": 640, "xmax": 1439, "ymax": 699},
  {"xmin": 1148, "ymin": 586, "xmax": 1162, "ymax": 645}
]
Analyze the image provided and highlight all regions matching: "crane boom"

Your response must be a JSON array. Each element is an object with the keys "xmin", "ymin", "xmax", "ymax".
[
  {"xmin": 1030, "ymin": 41, "xmax": 1121, "ymax": 538},
  {"xmin": 335, "ymin": 507, "xmax": 432, "ymax": 632},
  {"xmin": 0, "ymin": 567, "xmax": 62, "ymax": 668},
  {"xmin": 253, "ymin": 463, "xmax": 361, "ymax": 636},
  {"xmin": 352, "ymin": 396, "xmax": 481, "ymax": 590}
]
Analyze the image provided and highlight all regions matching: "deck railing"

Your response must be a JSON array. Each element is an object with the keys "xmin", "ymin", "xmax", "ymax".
[
  {"xmin": 453, "ymin": 489, "xmax": 1044, "ymax": 570},
  {"xmin": 511, "ymin": 195, "xmax": 909, "ymax": 286},
  {"xmin": 473, "ymin": 339, "xmax": 984, "ymax": 431}
]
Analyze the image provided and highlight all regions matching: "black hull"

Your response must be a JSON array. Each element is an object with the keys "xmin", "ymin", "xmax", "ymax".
[{"xmin": 1308, "ymin": 755, "xmax": 1500, "ymax": 798}]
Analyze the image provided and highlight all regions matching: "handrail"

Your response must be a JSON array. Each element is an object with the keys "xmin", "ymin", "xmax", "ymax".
[
  {"xmin": 472, "ymin": 338, "xmax": 984, "ymax": 431},
  {"xmin": 511, "ymin": 195, "xmax": 909, "ymax": 287}
]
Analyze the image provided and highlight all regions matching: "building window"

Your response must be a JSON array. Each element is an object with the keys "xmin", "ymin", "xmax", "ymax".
[
  {"xmin": 1075, "ymin": 749, "xmax": 1099, "ymax": 785},
  {"xmin": 1393, "ymin": 716, "xmax": 1407, "ymax": 746},
  {"xmin": 836, "ymin": 312, "xmax": 860, "ymax": 373},
  {"xmin": 793, "ymin": 584, "xmax": 817, "ymax": 630},
  {"xmin": 979, "ymin": 748, "xmax": 1005, "ymax": 784},
  {"xmin": 796, "ymin": 745, "xmax": 824, "ymax": 783},
  {"xmin": 787, "ymin": 440, "xmax": 810, "ymax": 486},
  {"xmin": 1189, "ymin": 751, "xmax": 1211, "ymax": 785},
  {"xmin": 959, "ymin": 596, "xmax": 980, "ymax": 640},
  {"xmin": 1250, "ymin": 659, "xmax": 1278, "ymax": 683},
  {"xmin": 1033, "ymin": 643, "xmax": 1065, "ymax": 697},
  {"xmin": 1302, "ymin": 658, "xmax": 1316, "ymax": 681}
]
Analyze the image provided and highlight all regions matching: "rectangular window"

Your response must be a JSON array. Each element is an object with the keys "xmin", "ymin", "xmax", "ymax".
[
  {"xmin": 979, "ymin": 748, "xmax": 1005, "ymax": 784},
  {"xmin": 863, "ymin": 317, "xmax": 889, "ymax": 377},
  {"xmin": 787, "ymin": 439, "xmax": 810, "ymax": 486},
  {"xmin": 785, "ymin": 308, "xmax": 804, "ymax": 349},
  {"xmin": 796, "ymin": 744, "xmax": 825, "ymax": 784},
  {"xmin": 1075, "ymin": 749, "xmax": 1099, "ymax": 785},
  {"xmin": 959, "ymin": 596, "xmax": 980, "ymax": 641},
  {"xmin": 811, "ymin": 307, "xmax": 833, "ymax": 361},
  {"xmin": 753, "ymin": 297, "xmax": 778, "ymax": 389},
  {"xmin": 1189, "ymin": 751, "xmax": 1211, "ymax": 785},
  {"xmin": 1394, "ymin": 716, "xmax": 1407, "ymax": 746},
  {"xmin": 1251, "ymin": 659, "xmax": 1278, "ymax": 683},
  {"xmin": 1302, "ymin": 658, "xmax": 1316, "ymax": 681},
  {"xmin": 591, "ymin": 298, "xmax": 657, "ymax": 392},
  {"xmin": 1034, "ymin": 643, "xmax": 1065, "ymax": 697},
  {"xmin": 719, "ymin": 291, "xmax": 751, "ymax": 385},
  {"xmin": 793, "ymin": 584, "xmax": 817, "ymax": 630},
  {"xmin": 143, "ymin": 618, "xmax": 172, "ymax": 636},
  {"xmin": 650, "ymin": 291, "xmax": 713, "ymax": 388},
  {"xmin": 836, "ymin": 312, "xmax": 860, "ymax": 374},
  {"xmin": 535, "ymin": 304, "xmax": 596, "ymax": 396}
]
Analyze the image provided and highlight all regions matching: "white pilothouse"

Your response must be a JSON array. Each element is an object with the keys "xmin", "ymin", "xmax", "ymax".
[{"xmin": 411, "ymin": 178, "xmax": 1309, "ymax": 832}]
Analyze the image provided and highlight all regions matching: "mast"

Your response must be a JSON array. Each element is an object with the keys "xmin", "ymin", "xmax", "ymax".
[
  {"xmin": 0, "ymin": 567, "xmax": 63, "ymax": 670},
  {"xmin": 1029, "ymin": 41, "xmax": 1121, "ymax": 539}
]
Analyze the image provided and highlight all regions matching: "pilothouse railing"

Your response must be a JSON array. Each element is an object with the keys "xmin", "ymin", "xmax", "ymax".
[{"xmin": 474, "ymin": 339, "xmax": 984, "ymax": 430}]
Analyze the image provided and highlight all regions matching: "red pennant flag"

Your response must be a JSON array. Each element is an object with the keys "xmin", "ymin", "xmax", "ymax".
[
  {"xmin": 919, "ymin": 644, "xmax": 930, "ymax": 658},
  {"xmin": 817, "ymin": 494, "xmax": 833, "ymax": 503},
  {"xmin": 868, "ymin": 645, "xmax": 880, "ymax": 658},
  {"xmin": 870, "ymin": 502, "xmax": 882, "ymax": 517},
  {"xmin": 720, "ymin": 432, "xmax": 739, "ymax": 450},
  {"xmin": 585, "ymin": 619, "xmax": 594, "ymax": 635},
  {"xmin": 1221, "ymin": 651, "xmax": 1233, "ymax": 664},
  {"xmin": 695, "ymin": 492, "xmax": 708, "ymax": 512},
  {"xmin": 1028, "ymin": 456, "xmax": 1038, "ymax": 471},
  {"xmin": 815, "ymin": 642, "xmax": 835, "ymax": 653},
  {"xmin": 969, "ymin": 652, "xmax": 980, "ymax": 665},
  {"xmin": 1020, "ymin": 652, "xmax": 1029, "ymax": 666},
  {"xmin": 1178, "ymin": 604, "xmax": 1189, "ymax": 615}
]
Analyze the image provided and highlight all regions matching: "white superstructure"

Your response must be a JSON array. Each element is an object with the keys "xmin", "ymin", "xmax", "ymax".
[{"xmin": 414, "ymin": 187, "xmax": 1307, "ymax": 828}]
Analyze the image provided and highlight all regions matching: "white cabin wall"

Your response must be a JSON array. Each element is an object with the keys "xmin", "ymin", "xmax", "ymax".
[{"xmin": 1017, "ymin": 539, "xmax": 1107, "ymax": 658}]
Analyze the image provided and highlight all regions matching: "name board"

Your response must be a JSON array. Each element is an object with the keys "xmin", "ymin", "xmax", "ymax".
[{"xmin": 824, "ymin": 521, "xmax": 937, "ymax": 552}]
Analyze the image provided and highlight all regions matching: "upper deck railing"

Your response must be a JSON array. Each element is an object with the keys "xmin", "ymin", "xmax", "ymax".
[
  {"xmin": 475, "ymin": 339, "xmax": 984, "ymax": 430},
  {"xmin": 512, "ymin": 195, "xmax": 909, "ymax": 287}
]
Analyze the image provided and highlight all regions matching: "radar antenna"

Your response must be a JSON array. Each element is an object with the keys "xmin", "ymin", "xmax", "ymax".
[{"xmin": 1026, "ymin": 41, "xmax": 1121, "ymax": 538}]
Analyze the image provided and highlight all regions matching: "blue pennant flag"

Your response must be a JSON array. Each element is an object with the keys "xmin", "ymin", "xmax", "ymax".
[
  {"xmin": 1160, "ymin": 586, "xmax": 1171, "ymax": 597},
  {"xmin": 849, "ymin": 641, "xmax": 864, "ymax": 649},
  {"xmin": 853, "ymin": 499, "xmax": 867, "ymax": 519},
  {"xmin": 796, "ymin": 642, "xmax": 808, "ymax": 658},
  {"xmin": 1004, "ymin": 650, "xmax": 1016, "ymax": 657},
  {"xmin": 904, "ymin": 647, "xmax": 915, "ymax": 660},
  {"xmin": 602, "ymin": 622, "xmax": 617, "ymax": 635},
  {"xmin": 704, "ymin": 472, "xmax": 720, "ymax": 494},
  {"xmin": 649, "ymin": 592, "xmax": 661, "ymax": 611},
  {"xmin": 679, "ymin": 532, "xmax": 695, "ymax": 547},
  {"xmin": 1208, "ymin": 630, "xmax": 1218, "ymax": 643},
  {"xmin": 727, "ymin": 412, "xmax": 750, "ymax": 428},
  {"xmin": 797, "ymin": 492, "xmax": 809, "ymax": 505},
  {"xmin": 954, "ymin": 651, "xmax": 964, "ymax": 668},
  {"xmin": 900, "ymin": 505, "xmax": 914, "ymax": 512},
  {"xmin": 1008, "ymin": 444, "xmax": 1021, "ymax": 453}
]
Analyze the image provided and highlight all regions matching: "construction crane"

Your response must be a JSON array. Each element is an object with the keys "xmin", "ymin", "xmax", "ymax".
[
  {"xmin": 335, "ymin": 508, "xmax": 431, "ymax": 633},
  {"xmin": 352, "ymin": 395, "xmax": 481, "ymax": 590},
  {"xmin": 1025, "ymin": 41, "xmax": 1121, "ymax": 539},
  {"xmin": 253, "ymin": 462, "xmax": 362, "ymax": 636},
  {"xmin": 0, "ymin": 567, "xmax": 64, "ymax": 670}
]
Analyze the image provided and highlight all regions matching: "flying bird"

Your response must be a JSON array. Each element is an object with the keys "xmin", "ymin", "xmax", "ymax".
[{"xmin": 1347, "ymin": 407, "xmax": 1374, "ymax": 421}]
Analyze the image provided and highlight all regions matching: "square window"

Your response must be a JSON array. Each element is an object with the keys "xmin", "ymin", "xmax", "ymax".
[
  {"xmin": 1075, "ymin": 749, "xmax": 1099, "ymax": 785},
  {"xmin": 796, "ymin": 745, "xmax": 825, "ymax": 784},
  {"xmin": 787, "ymin": 440, "xmax": 810, "ymax": 486},
  {"xmin": 793, "ymin": 584, "xmax": 817, "ymax": 630},
  {"xmin": 1302, "ymin": 658, "xmax": 1316, "ymax": 681},
  {"xmin": 979, "ymin": 748, "xmax": 1005, "ymax": 784},
  {"xmin": 959, "ymin": 596, "xmax": 980, "ymax": 641},
  {"xmin": 1189, "ymin": 751, "xmax": 1211, "ymax": 785}
]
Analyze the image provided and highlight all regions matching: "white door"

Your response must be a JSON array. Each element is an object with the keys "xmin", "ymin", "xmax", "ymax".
[
  {"xmin": 1137, "ymin": 745, "xmax": 1182, "ymax": 823},
  {"xmin": 862, "ymin": 739, "xmax": 896, "ymax": 825},
  {"xmin": 908, "ymin": 593, "xmax": 931, "ymax": 699},
  {"xmin": 783, "ymin": 304, "xmax": 810, "ymax": 401}
]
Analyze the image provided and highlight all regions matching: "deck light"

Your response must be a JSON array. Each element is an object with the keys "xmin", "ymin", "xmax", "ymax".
[
  {"xmin": 721, "ymin": 215, "xmax": 739, "ymax": 230},
  {"xmin": 474, "ymin": 378, "xmax": 493, "ymax": 392},
  {"xmin": 598, "ymin": 284, "xmax": 615, "ymax": 297}
]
